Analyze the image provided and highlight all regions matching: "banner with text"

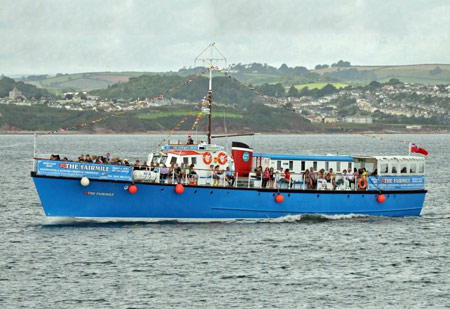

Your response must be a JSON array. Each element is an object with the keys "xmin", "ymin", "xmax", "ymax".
[
  {"xmin": 36, "ymin": 160, "xmax": 133, "ymax": 181},
  {"xmin": 368, "ymin": 176, "xmax": 425, "ymax": 190}
]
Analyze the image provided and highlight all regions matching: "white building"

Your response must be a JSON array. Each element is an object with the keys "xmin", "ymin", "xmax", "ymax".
[
  {"xmin": 342, "ymin": 115, "xmax": 373, "ymax": 124},
  {"xmin": 9, "ymin": 87, "xmax": 23, "ymax": 100}
]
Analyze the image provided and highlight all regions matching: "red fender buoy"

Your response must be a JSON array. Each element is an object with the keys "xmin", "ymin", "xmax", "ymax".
[
  {"xmin": 175, "ymin": 183, "xmax": 185, "ymax": 194},
  {"xmin": 128, "ymin": 184, "xmax": 138, "ymax": 194},
  {"xmin": 377, "ymin": 194, "xmax": 386, "ymax": 203},
  {"xmin": 275, "ymin": 194, "xmax": 284, "ymax": 203}
]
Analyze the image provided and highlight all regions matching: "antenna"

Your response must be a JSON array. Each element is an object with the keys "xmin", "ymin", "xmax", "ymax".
[{"xmin": 194, "ymin": 43, "xmax": 227, "ymax": 144}]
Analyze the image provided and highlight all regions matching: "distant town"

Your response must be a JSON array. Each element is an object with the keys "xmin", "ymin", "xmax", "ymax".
[{"xmin": 2, "ymin": 81, "xmax": 449, "ymax": 129}]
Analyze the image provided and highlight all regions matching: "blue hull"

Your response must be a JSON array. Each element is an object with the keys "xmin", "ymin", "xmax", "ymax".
[{"xmin": 32, "ymin": 175, "xmax": 425, "ymax": 219}]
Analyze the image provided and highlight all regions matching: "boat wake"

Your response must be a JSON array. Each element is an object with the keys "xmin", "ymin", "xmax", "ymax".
[{"xmin": 42, "ymin": 213, "xmax": 374, "ymax": 227}]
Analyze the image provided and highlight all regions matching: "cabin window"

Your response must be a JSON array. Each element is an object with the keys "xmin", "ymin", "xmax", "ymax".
[
  {"xmin": 192, "ymin": 157, "xmax": 197, "ymax": 165},
  {"xmin": 325, "ymin": 162, "xmax": 329, "ymax": 171},
  {"xmin": 418, "ymin": 162, "xmax": 425, "ymax": 173},
  {"xmin": 301, "ymin": 161, "xmax": 305, "ymax": 171},
  {"xmin": 391, "ymin": 164, "xmax": 398, "ymax": 174},
  {"xmin": 336, "ymin": 162, "xmax": 341, "ymax": 172},
  {"xmin": 170, "ymin": 157, "xmax": 177, "ymax": 165},
  {"xmin": 313, "ymin": 161, "xmax": 317, "ymax": 171},
  {"xmin": 183, "ymin": 157, "xmax": 189, "ymax": 165},
  {"xmin": 348, "ymin": 163, "xmax": 352, "ymax": 170},
  {"xmin": 365, "ymin": 163, "xmax": 374, "ymax": 173},
  {"xmin": 277, "ymin": 161, "xmax": 281, "ymax": 170},
  {"xmin": 160, "ymin": 155, "xmax": 168, "ymax": 165},
  {"xmin": 289, "ymin": 161, "xmax": 293, "ymax": 170},
  {"xmin": 152, "ymin": 155, "xmax": 160, "ymax": 164},
  {"xmin": 400, "ymin": 163, "xmax": 408, "ymax": 174},
  {"xmin": 380, "ymin": 163, "xmax": 388, "ymax": 174},
  {"xmin": 410, "ymin": 163, "xmax": 417, "ymax": 173}
]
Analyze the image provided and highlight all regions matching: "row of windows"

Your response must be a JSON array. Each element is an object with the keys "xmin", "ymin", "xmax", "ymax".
[
  {"xmin": 379, "ymin": 162, "xmax": 424, "ymax": 174},
  {"xmin": 274, "ymin": 160, "xmax": 353, "ymax": 172},
  {"xmin": 152, "ymin": 155, "xmax": 197, "ymax": 166}
]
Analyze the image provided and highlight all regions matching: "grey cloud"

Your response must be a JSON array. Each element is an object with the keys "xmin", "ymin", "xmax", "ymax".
[{"xmin": 1, "ymin": 0, "xmax": 449, "ymax": 75}]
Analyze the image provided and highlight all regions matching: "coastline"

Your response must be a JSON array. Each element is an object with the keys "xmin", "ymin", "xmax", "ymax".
[{"xmin": 1, "ymin": 129, "xmax": 449, "ymax": 135}]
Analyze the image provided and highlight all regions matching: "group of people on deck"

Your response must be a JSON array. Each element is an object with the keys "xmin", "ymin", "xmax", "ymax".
[
  {"xmin": 304, "ymin": 167, "xmax": 370, "ymax": 190},
  {"xmin": 254, "ymin": 166, "xmax": 293, "ymax": 189}
]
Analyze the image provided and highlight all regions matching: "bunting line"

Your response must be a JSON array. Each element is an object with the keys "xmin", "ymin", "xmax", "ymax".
[{"xmin": 38, "ymin": 68, "xmax": 211, "ymax": 135}]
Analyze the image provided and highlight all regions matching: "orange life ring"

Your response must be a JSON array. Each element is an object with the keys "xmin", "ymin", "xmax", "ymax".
[
  {"xmin": 202, "ymin": 152, "xmax": 212, "ymax": 165},
  {"xmin": 358, "ymin": 177, "xmax": 367, "ymax": 190},
  {"xmin": 217, "ymin": 152, "xmax": 228, "ymax": 165}
]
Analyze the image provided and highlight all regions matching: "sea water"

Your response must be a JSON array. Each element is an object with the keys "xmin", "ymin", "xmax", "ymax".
[{"xmin": 0, "ymin": 134, "xmax": 449, "ymax": 308}]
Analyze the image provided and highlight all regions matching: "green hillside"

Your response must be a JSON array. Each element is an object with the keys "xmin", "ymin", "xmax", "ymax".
[
  {"xmin": 90, "ymin": 75, "xmax": 257, "ymax": 105},
  {"xmin": 0, "ymin": 77, "xmax": 54, "ymax": 99},
  {"xmin": 313, "ymin": 64, "xmax": 450, "ymax": 85},
  {"xmin": 0, "ymin": 103, "xmax": 318, "ymax": 133}
]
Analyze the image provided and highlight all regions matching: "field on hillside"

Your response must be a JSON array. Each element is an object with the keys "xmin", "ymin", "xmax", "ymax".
[
  {"xmin": 137, "ymin": 111, "xmax": 243, "ymax": 120},
  {"xmin": 288, "ymin": 82, "xmax": 349, "ymax": 90},
  {"xmin": 313, "ymin": 64, "xmax": 450, "ymax": 84}
]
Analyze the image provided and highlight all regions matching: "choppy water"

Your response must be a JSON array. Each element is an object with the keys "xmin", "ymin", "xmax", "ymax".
[{"xmin": 1, "ymin": 134, "xmax": 449, "ymax": 308}]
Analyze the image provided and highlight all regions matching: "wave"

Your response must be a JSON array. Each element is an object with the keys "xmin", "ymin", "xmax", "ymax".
[{"xmin": 41, "ymin": 213, "xmax": 374, "ymax": 227}]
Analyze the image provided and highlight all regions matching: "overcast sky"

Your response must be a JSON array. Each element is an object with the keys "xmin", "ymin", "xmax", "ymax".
[{"xmin": 1, "ymin": 0, "xmax": 450, "ymax": 75}]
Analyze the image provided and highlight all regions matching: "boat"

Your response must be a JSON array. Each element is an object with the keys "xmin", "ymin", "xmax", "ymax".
[{"xmin": 31, "ymin": 44, "xmax": 427, "ymax": 220}]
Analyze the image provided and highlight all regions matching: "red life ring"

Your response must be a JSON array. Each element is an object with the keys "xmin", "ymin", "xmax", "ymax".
[
  {"xmin": 217, "ymin": 152, "xmax": 228, "ymax": 165},
  {"xmin": 358, "ymin": 177, "xmax": 367, "ymax": 190},
  {"xmin": 202, "ymin": 152, "xmax": 212, "ymax": 165}
]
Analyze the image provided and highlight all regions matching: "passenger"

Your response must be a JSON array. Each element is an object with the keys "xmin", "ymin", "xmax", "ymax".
[
  {"xmin": 174, "ymin": 163, "xmax": 182, "ymax": 183},
  {"xmin": 262, "ymin": 167, "xmax": 270, "ymax": 188},
  {"xmin": 188, "ymin": 164, "xmax": 197, "ymax": 185},
  {"xmin": 187, "ymin": 135, "xmax": 194, "ymax": 144},
  {"xmin": 371, "ymin": 169, "xmax": 378, "ymax": 177},
  {"xmin": 269, "ymin": 167, "xmax": 275, "ymax": 188},
  {"xmin": 280, "ymin": 168, "xmax": 293, "ymax": 188},
  {"xmin": 141, "ymin": 161, "xmax": 148, "ymax": 170},
  {"xmin": 225, "ymin": 166, "xmax": 235, "ymax": 186},
  {"xmin": 92, "ymin": 155, "xmax": 97, "ymax": 163},
  {"xmin": 361, "ymin": 168, "xmax": 368, "ymax": 178},
  {"xmin": 335, "ymin": 169, "xmax": 345, "ymax": 188},
  {"xmin": 160, "ymin": 164, "xmax": 168, "ymax": 183},
  {"xmin": 199, "ymin": 140, "xmax": 207, "ymax": 147},
  {"xmin": 318, "ymin": 172, "xmax": 328, "ymax": 189},
  {"xmin": 63, "ymin": 157, "xmax": 68, "ymax": 161},
  {"xmin": 123, "ymin": 159, "xmax": 130, "ymax": 166},
  {"xmin": 327, "ymin": 168, "xmax": 336, "ymax": 189},
  {"xmin": 134, "ymin": 159, "xmax": 140, "ymax": 169},
  {"xmin": 255, "ymin": 166, "xmax": 263, "ymax": 179},
  {"xmin": 304, "ymin": 169, "xmax": 313, "ymax": 189},
  {"xmin": 168, "ymin": 163, "xmax": 175, "ymax": 184},
  {"xmin": 309, "ymin": 167, "xmax": 317, "ymax": 187},
  {"xmin": 346, "ymin": 168, "xmax": 354, "ymax": 188},
  {"xmin": 103, "ymin": 157, "xmax": 109, "ymax": 164},
  {"xmin": 50, "ymin": 154, "xmax": 56, "ymax": 160},
  {"xmin": 78, "ymin": 154, "xmax": 85, "ymax": 162},
  {"xmin": 277, "ymin": 168, "xmax": 284, "ymax": 188},
  {"xmin": 105, "ymin": 152, "xmax": 112, "ymax": 161},
  {"xmin": 95, "ymin": 156, "xmax": 103, "ymax": 164},
  {"xmin": 180, "ymin": 163, "xmax": 186, "ymax": 181},
  {"xmin": 85, "ymin": 154, "xmax": 93, "ymax": 163},
  {"xmin": 55, "ymin": 155, "xmax": 61, "ymax": 161},
  {"xmin": 213, "ymin": 165, "xmax": 221, "ymax": 186},
  {"xmin": 353, "ymin": 168, "xmax": 360, "ymax": 186}
]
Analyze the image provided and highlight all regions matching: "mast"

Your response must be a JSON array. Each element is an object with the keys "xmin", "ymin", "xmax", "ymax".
[{"xmin": 195, "ymin": 43, "xmax": 226, "ymax": 144}]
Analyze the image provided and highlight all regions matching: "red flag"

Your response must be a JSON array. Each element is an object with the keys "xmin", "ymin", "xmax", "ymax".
[{"xmin": 411, "ymin": 143, "xmax": 428, "ymax": 156}]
